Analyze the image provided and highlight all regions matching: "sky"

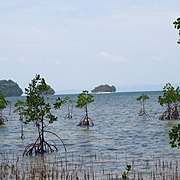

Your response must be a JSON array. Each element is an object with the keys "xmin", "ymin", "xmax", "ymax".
[{"xmin": 0, "ymin": 0, "xmax": 180, "ymax": 94}]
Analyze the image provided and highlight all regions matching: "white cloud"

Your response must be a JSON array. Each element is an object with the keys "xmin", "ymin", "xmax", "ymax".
[{"xmin": 96, "ymin": 51, "xmax": 130, "ymax": 63}]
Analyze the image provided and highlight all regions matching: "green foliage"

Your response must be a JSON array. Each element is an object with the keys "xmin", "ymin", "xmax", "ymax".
[
  {"xmin": 173, "ymin": 18, "xmax": 180, "ymax": 44},
  {"xmin": 14, "ymin": 100, "xmax": 25, "ymax": 115},
  {"xmin": 53, "ymin": 97, "xmax": 65, "ymax": 109},
  {"xmin": 158, "ymin": 83, "xmax": 180, "ymax": 107},
  {"xmin": 91, "ymin": 84, "xmax": 116, "ymax": 93},
  {"xmin": 64, "ymin": 96, "xmax": 74, "ymax": 104},
  {"xmin": 16, "ymin": 74, "xmax": 59, "ymax": 125},
  {"xmin": 63, "ymin": 96, "xmax": 71, "ymax": 104},
  {"xmin": 169, "ymin": 124, "xmax": 180, "ymax": 148},
  {"xmin": 122, "ymin": 165, "xmax": 131, "ymax": 180},
  {"xmin": 63, "ymin": 96, "xmax": 75, "ymax": 110},
  {"xmin": 0, "ymin": 93, "xmax": 10, "ymax": 124},
  {"xmin": 0, "ymin": 80, "xmax": 23, "ymax": 97},
  {"xmin": 167, "ymin": 84, "xmax": 180, "ymax": 147},
  {"xmin": 76, "ymin": 90, "xmax": 94, "ymax": 109},
  {"xmin": 0, "ymin": 93, "xmax": 10, "ymax": 112},
  {"xmin": 137, "ymin": 94, "xmax": 149, "ymax": 101},
  {"xmin": 41, "ymin": 85, "xmax": 55, "ymax": 95}
]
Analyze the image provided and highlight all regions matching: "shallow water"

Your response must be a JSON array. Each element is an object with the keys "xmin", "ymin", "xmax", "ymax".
[{"xmin": 0, "ymin": 91, "xmax": 180, "ymax": 173}]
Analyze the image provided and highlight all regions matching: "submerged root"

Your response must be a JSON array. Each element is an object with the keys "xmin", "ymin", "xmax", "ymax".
[
  {"xmin": 159, "ymin": 108, "xmax": 179, "ymax": 120},
  {"xmin": 23, "ymin": 131, "xmax": 66, "ymax": 156},
  {"xmin": 0, "ymin": 119, "xmax": 4, "ymax": 125},
  {"xmin": 139, "ymin": 109, "xmax": 149, "ymax": 116},
  {"xmin": 65, "ymin": 113, "xmax": 73, "ymax": 119},
  {"xmin": 23, "ymin": 140, "xmax": 58, "ymax": 156},
  {"xmin": 0, "ymin": 114, "xmax": 7, "ymax": 125},
  {"xmin": 78, "ymin": 115, "xmax": 94, "ymax": 127}
]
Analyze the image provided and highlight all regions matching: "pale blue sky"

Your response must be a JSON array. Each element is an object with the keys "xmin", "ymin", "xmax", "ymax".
[{"xmin": 0, "ymin": 0, "xmax": 179, "ymax": 93}]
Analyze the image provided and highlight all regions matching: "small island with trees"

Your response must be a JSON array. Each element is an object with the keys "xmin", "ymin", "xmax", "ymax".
[
  {"xmin": 0, "ymin": 80, "xmax": 23, "ymax": 97},
  {"xmin": 91, "ymin": 84, "xmax": 116, "ymax": 94},
  {"xmin": 0, "ymin": 79, "xmax": 55, "ymax": 97}
]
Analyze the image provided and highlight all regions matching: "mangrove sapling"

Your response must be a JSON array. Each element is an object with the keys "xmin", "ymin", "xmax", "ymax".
[
  {"xmin": 158, "ymin": 83, "xmax": 180, "ymax": 120},
  {"xmin": 0, "ymin": 93, "xmax": 10, "ymax": 125},
  {"xmin": 14, "ymin": 74, "xmax": 66, "ymax": 156},
  {"xmin": 136, "ymin": 94, "xmax": 149, "ymax": 116},
  {"xmin": 76, "ymin": 90, "xmax": 94, "ymax": 126},
  {"xmin": 64, "ymin": 96, "xmax": 74, "ymax": 119},
  {"xmin": 14, "ymin": 100, "xmax": 26, "ymax": 139}
]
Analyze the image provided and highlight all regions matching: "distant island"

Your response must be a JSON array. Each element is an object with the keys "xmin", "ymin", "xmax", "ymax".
[
  {"xmin": 0, "ymin": 80, "xmax": 23, "ymax": 97},
  {"xmin": 0, "ymin": 79, "xmax": 55, "ymax": 97},
  {"xmin": 91, "ymin": 84, "xmax": 116, "ymax": 93}
]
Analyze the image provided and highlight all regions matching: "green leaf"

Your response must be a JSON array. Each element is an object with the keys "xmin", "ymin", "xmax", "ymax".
[{"xmin": 76, "ymin": 90, "xmax": 94, "ymax": 109}]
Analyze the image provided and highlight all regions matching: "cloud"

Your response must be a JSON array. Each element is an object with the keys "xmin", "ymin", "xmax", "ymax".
[{"xmin": 96, "ymin": 51, "xmax": 130, "ymax": 63}]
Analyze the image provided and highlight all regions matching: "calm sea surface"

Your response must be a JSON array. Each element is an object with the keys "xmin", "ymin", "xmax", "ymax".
[{"xmin": 0, "ymin": 91, "xmax": 180, "ymax": 173}]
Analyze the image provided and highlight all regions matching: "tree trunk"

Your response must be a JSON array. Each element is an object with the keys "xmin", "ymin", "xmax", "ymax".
[
  {"xmin": 85, "ymin": 105, "xmax": 90, "ymax": 126},
  {"xmin": 40, "ymin": 117, "xmax": 45, "ymax": 154},
  {"xmin": 167, "ymin": 103, "xmax": 171, "ymax": 120}
]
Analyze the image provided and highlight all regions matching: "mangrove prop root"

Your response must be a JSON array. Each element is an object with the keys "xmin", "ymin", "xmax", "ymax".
[
  {"xmin": 44, "ymin": 130, "xmax": 67, "ymax": 153},
  {"xmin": 23, "ymin": 141, "xmax": 58, "ymax": 156},
  {"xmin": 65, "ymin": 113, "xmax": 73, "ymax": 119},
  {"xmin": 0, "ymin": 114, "xmax": 8, "ymax": 125},
  {"xmin": 159, "ymin": 108, "xmax": 179, "ymax": 120},
  {"xmin": 78, "ymin": 115, "xmax": 94, "ymax": 126},
  {"xmin": 139, "ymin": 109, "xmax": 149, "ymax": 116},
  {"xmin": 23, "ymin": 131, "xmax": 66, "ymax": 156}
]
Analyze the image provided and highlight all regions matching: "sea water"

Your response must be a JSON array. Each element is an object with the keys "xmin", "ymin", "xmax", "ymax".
[{"xmin": 0, "ymin": 91, "xmax": 180, "ymax": 173}]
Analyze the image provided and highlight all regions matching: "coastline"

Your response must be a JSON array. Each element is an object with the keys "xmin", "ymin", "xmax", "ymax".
[{"xmin": 92, "ymin": 91, "xmax": 115, "ymax": 94}]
